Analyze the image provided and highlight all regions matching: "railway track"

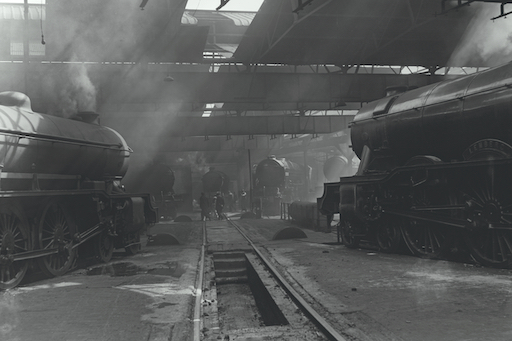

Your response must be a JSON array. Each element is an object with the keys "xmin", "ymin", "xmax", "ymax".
[{"xmin": 193, "ymin": 218, "xmax": 347, "ymax": 341}]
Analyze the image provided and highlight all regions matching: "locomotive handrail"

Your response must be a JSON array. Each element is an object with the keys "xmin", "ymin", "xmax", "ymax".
[{"xmin": 0, "ymin": 128, "xmax": 128, "ymax": 150}]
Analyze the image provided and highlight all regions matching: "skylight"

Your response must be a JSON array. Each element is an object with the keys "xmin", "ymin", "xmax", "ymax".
[
  {"xmin": 186, "ymin": 0, "xmax": 263, "ymax": 11},
  {"xmin": 2, "ymin": 0, "xmax": 263, "ymax": 12}
]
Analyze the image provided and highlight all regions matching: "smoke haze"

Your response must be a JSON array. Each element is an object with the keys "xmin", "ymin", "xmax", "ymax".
[
  {"xmin": 42, "ymin": 58, "xmax": 97, "ymax": 117},
  {"xmin": 449, "ymin": 4, "xmax": 512, "ymax": 67}
]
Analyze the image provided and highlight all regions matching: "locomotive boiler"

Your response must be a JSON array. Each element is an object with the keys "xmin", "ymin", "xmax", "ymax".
[
  {"xmin": 254, "ymin": 156, "xmax": 308, "ymax": 215},
  {"xmin": 0, "ymin": 91, "xmax": 156, "ymax": 289},
  {"xmin": 318, "ymin": 61, "xmax": 512, "ymax": 268}
]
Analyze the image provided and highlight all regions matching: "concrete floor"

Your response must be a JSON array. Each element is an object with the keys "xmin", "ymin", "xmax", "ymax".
[
  {"xmin": 247, "ymin": 219, "xmax": 512, "ymax": 341},
  {"xmin": 0, "ymin": 222, "xmax": 203, "ymax": 341},
  {"xmin": 2, "ymin": 215, "xmax": 512, "ymax": 341}
]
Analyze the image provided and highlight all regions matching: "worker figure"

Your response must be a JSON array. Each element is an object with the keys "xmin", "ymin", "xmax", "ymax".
[
  {"xmin": 199, "ymin": 192, "xmax": 210, "ymax": 221},
  {"xmin": 215, "ymin": 192, "xmax": 225, "ymax": 220}
]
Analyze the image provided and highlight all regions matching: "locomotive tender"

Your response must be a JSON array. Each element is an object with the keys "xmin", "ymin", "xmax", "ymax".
[
  {"xmin": 318, "ymin": 61, "xmax": 512, "ymax": 268},
  {"xmin": 0, "ymin": 91, "xmax": 156, "ymax": 289}
]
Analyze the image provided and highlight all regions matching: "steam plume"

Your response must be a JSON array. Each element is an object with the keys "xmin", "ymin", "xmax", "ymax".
[
  {"xmin": 43, "ymin": 56, "xmax": 97, "ymax": 118},
  {"xmin": 449, "ymin": 4, "xmax": 512, "ymax": 67}
]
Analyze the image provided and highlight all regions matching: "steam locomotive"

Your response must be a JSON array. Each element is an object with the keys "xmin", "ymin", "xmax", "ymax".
[
  {"xmin": 128, "ymin": 163, "xmax": 177, "ymax": 220},
  {"xmin": 0, "ymin": 91, "xmax": 156, "ymax": 289},
  {"xmin": 318, "ymin": 61, "xmax": 512, "ymax": 268},
  {"xmin": 202, "ymin": 167, "xmax": 229, "ymax": 194},
  {"xmin": 254, "ymin": 156, "xmax": 308, "ymax": 215}
]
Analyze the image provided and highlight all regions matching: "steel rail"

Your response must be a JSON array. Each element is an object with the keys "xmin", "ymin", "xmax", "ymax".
[
  {"xmin": 227, "ymin": 218, "xmax": 348, "ymax": 341},
  {"xmin": 193, "ymin": 221, "xmax": 206, "ymax": 341}
]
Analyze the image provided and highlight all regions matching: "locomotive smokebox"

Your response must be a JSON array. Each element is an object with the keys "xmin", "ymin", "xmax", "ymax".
[
  {"xmin": 255, "ymin": 156, "xmax": 287, "ymax": 188},
  {"xmin": 202, "ymin": 167, "xmax": 229, "ymax": 194}
]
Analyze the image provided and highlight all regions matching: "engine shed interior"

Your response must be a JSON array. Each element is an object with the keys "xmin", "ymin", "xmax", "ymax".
[
  {"xmin": 3, "ymin": 3, "xmax": 512, "ymax": 340},
  {"xmin": 0, "ymin": 0, "xmax": 508, "ymax": 208}
]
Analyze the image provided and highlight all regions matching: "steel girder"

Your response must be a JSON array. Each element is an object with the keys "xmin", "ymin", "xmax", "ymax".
[
  {"xmin": 162, "ymin": 115, "xmax": 354, "ymax": 137},
  {"xmin": 0, "ymin": 63, "xmax": 446, "ymax": 115}
]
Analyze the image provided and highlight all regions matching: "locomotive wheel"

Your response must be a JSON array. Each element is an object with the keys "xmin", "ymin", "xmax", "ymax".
[
  {"xmin": 464, "ymin": 228, "xmax": 512, "ymax": 268},
  {"xmin": 341, "ymin": 219, "xmax": 361, "ymax": 248},
  {"xmin": 0, "ymin": 204, "xmax": 30, "ymax": 290},
  {"xmin": 376, "ymin": 216, "xmax": 402, "ymax": 253},
  {"xmin": 401, "ymin": 220, "xmax": 450, "ymax": 259},
  {"xmin": 462, "ymin": 152, "xmax": 512, "ymax": 267},
  {"xmin": 37, "ymin": 200, "xmax": 77, "ymax": 277},
  {"xmin": 95, "ymin": 230, "xmax": 114, "ymax": 263},
  {"xmin": 124, "ymin": 232, "xmax": 141, "ymax": 255},
  {"xmin": 401, "ymin": 156, "xmax": 452, "ymax": 259},
  {"xmin": 401, "ymin": 186, "xmax": 453, "ymax": 259}
]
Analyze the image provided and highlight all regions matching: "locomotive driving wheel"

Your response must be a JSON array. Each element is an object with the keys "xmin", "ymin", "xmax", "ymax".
[
  {"xmin": 401, "ymin": 156, "xmax": 452, "ymax": 259},
  {"xmin": 0, "ymin": 204, "xmax": 30, "ymax": 290},
  {"xmin": 124, "ymin": 232, "xmax": 141, "ymax": 255},
  {"xmin": 340, "ymin": 218, "xmax": 361, "ymax": 248},
  {"xmin": 376, "ymin": 216, "xmax": 402, "ymax": 253},
  {"xmin": 95, "ymin": 230, "xmax": 114, "ymax": 263},
  {"xmin": 37, "ymin": 199, "xmax": 77, "ymax": 277},
  {"xmin": 462, "ymin": 140, "xmax": 512, "ymax": 267}
]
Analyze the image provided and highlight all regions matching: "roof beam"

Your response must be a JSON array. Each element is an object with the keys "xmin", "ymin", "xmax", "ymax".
[
  {"xmin": 112, "ymin": 115, "xmax": 354, "ymax": 137},
  {"xmin": 94, "ymin": 69, "xmax": 446, "ymax": 111},
  {"xmin": 171, "ymin": 115, "xmax": 353, "ymax": 136}
]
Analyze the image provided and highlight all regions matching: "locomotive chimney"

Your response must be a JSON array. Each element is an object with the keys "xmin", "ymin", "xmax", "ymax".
[{"xmin": 71, "ymin": 111, "xmax": 100, "ymax": 124}]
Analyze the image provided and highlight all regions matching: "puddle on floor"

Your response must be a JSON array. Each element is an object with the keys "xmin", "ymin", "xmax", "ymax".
[
  {"xmin": 87, "ymin": 261, "xmax": 186, "ymax": 278},
  {"xmin": 147, "ymin": 261, "xmax": 186, "ymax": 278},
  {"xmin": 87, "ymin": 262, "xmax": 143, "ymax": 276}
]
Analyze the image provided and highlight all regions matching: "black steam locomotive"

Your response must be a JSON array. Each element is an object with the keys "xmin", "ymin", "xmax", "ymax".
[
  {"xmin": 254, "ymin": 156, "xmax": 308, "ymax": 215},
  {"xmin": 129, "ymin": 163, "xmax": 177, "ymax": 220},
  {"xmin": 202, "ymin": 167, "xmax": 230, "ymax": 195},
  {"xmin": 0, "ymin": 91, "xmax": 156, "ymax": 289},
  {"xmin": 318, "ymin": 61, "xmax": 512, "ymax": 268}
]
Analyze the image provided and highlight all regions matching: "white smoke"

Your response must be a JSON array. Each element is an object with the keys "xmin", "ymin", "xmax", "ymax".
[
  {"xmin": 449, "ymin": 4, "xmax": 512, "ymax": 67},
  {"xmin": 59, "ymin": 61, "xmax": 97, "ymax": 114},
  {"xmin": 43, "ymin": 56, "xmax": 97, "ymax": 118},
  {"xmin": 176, "ymin": 151, "xmax": 209, "ymax": 174}
]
